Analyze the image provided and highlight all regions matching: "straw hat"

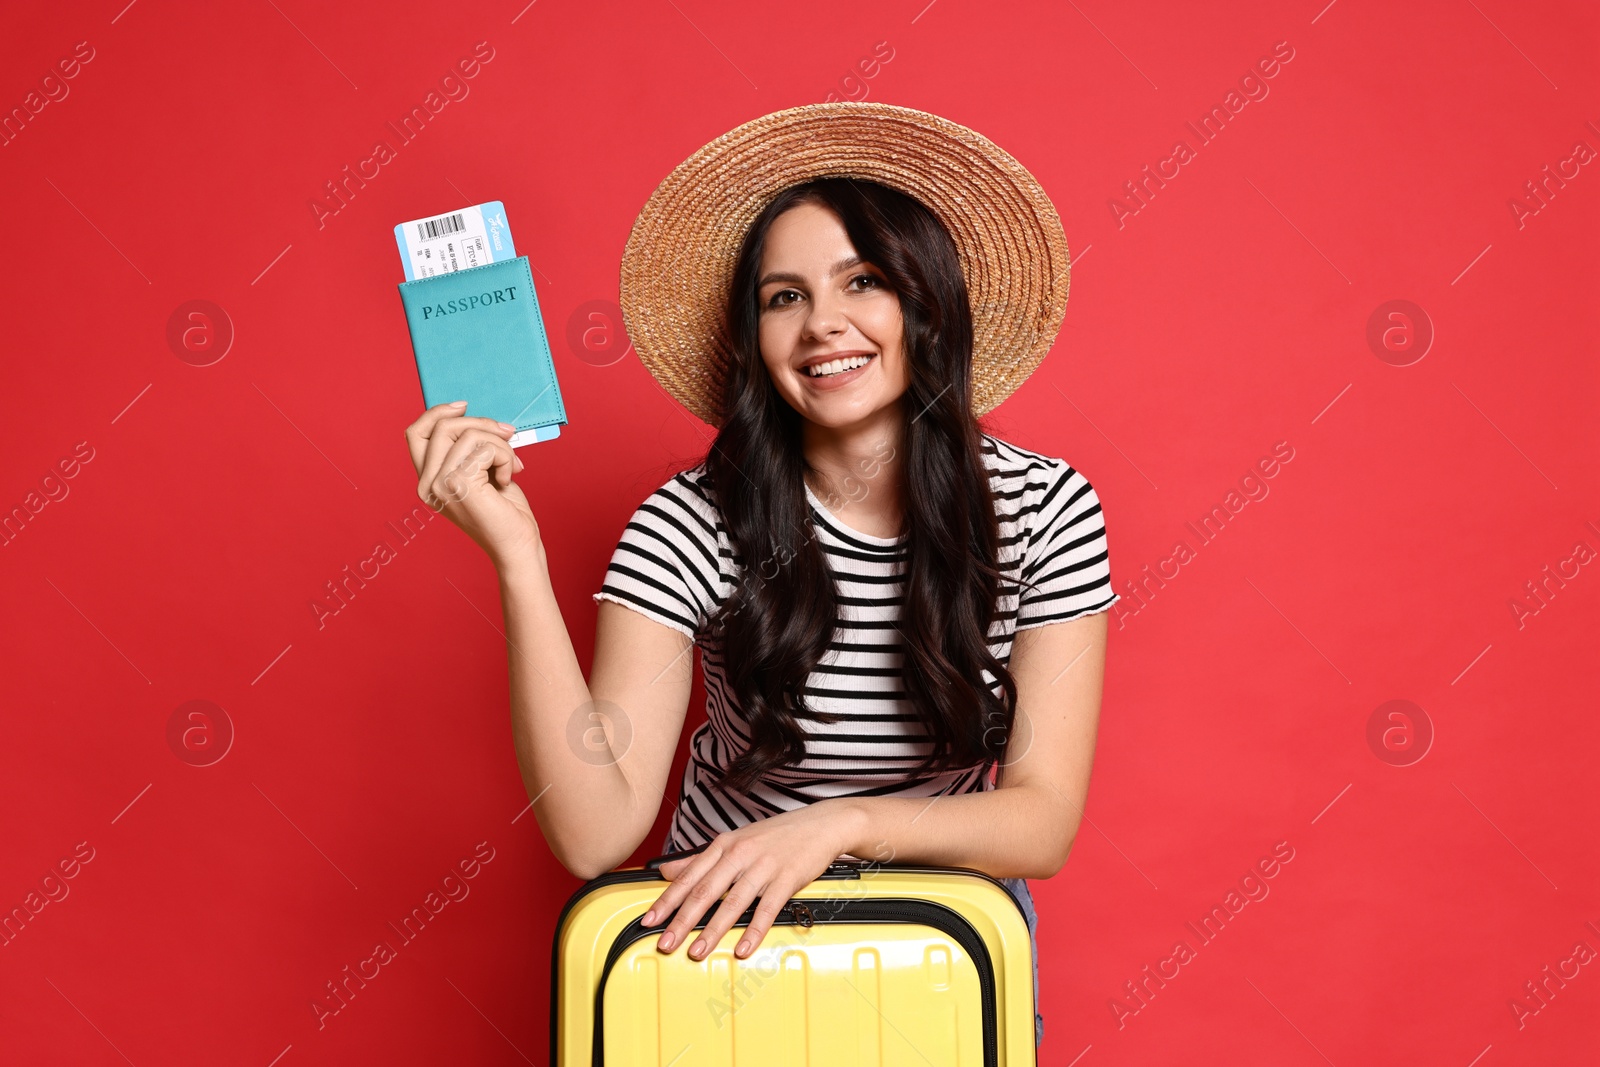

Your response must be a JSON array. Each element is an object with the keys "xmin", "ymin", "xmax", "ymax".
[{"xmin": 618, "ymin": 101, "xmax": 1072, "ymax": 427}]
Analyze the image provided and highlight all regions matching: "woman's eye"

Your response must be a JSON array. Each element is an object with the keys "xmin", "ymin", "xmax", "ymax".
[{"xmin": 765, "ymin": 275, "xmax": 880, "ymax": 309}]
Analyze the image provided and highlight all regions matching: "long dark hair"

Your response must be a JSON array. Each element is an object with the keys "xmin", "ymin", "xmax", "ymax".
[{"xmin": 701, "ymin": 176, "xmax": 1031, "ymax": 795}]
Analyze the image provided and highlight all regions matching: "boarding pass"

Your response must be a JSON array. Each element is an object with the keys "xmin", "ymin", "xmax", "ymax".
[{"xmin": 394, "ymin": 201, "xmax": 517, "ymax": 281}]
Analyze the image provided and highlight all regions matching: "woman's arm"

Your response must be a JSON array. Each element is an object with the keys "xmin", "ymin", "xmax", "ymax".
[
  {"xmin": 499, "ymin": 550, "xmax": 696, "ymax": 879},
  {"xmin": 404, "ymin": 401, "xmax": 694, "ymax": 881},
  {"xmin": 833, "ymin": 608, "xmax": 1110, "ymax": 879},
  {"xmin": 643, "ymin": 608, "xmax": 1110, "ymax": 964}
]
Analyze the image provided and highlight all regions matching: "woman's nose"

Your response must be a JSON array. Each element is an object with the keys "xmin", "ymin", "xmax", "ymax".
[{"xmin": 801, "ymin": 292, "xmax": 847, "ymax": 340}]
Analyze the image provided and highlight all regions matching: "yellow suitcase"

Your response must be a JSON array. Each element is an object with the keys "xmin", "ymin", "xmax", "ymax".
[{"xmin": 549, "ymin": 852, "xmax": 1038, "ymax": 1066}]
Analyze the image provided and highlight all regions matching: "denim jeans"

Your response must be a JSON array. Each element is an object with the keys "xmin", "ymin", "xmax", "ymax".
[{"xmin": 999, "ymin": 876, "xmax": 1044, "ymax": 1047}]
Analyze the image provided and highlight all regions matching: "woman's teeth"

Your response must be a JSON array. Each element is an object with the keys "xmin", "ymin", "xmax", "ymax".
[{"xmin": 804, "ymin": 354, "xmax": 874, "ymax": 377}]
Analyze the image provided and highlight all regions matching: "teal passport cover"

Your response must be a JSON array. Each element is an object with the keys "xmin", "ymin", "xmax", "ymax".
[{"xmin": 397, "ymin": 256, "xmax": 566, "ymax": 442}]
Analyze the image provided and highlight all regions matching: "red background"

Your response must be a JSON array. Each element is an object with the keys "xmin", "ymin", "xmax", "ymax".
[{"xmin": 2, "ymin": 0, "xmax": 1596, "ymax": 1063}]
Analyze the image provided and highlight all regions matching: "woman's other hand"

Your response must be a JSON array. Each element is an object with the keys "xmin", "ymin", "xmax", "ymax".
[
  {"xmin": 404, "ymin": 401, "xmax": 538, "ymax": 569},
  {"xmin": 642, "ymin": 801, "xmax": 867, "ymax": 963}
]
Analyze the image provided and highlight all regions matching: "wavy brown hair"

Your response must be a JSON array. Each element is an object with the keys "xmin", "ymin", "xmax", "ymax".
[{"xmin": 700, "ymin": 177, "xmax": 1038, "ymax": 795}]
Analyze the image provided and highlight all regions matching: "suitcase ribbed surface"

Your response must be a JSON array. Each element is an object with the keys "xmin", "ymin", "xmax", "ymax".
[{"xmin": 551, "ymin": 865, "xmax": 1036, "ymax": 1066}]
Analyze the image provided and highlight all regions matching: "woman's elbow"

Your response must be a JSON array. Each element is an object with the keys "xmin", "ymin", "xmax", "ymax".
[
  {"xmin": 560, "ymin": 854, "xmax": 609, "ymax": 882},
  {"xmin": 1020, "ymin": 850, "xmax": 1066, "ymax": 881},
  {"xmin": 1041, "ymin": 845, "xmax": 1070, "ymax": 879},
  {"xmin": 553, "ymin": 839, "xmax": 621, "ymax": 881},
  {"xmin": 1033, "ymin": 820, "xmax": 1079, "ymax": 879},
  {"xmin": 552, "ymin": 831, "xmax": 646, "ymax": 881}
]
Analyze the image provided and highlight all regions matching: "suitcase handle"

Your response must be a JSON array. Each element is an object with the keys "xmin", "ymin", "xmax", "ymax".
[
  {"xmin": 643, "ymin": 844, "xmax": 708, "ymax": 869},
  {"xmin": 643, "ymin": 845, "xmax": 869, "ymax": 879}
]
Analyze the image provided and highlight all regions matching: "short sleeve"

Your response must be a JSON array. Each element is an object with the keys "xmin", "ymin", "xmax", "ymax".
[
  {"xmin": 1015, "ymin": 462, "xmax": 1120, "ymax": 629},
  {"xmin": 592, "ymin": 469, "xmax": 726, "ymax": 642}
]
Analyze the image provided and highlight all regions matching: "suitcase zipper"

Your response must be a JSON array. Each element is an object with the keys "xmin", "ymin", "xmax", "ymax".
[
  {"xmin": 590, "ymin": 897, "xmax": 1000, "ymax": 1067},
  {"xmin": 552, "ymin": 863, "xmax": 1027, "ymax": 1067}
]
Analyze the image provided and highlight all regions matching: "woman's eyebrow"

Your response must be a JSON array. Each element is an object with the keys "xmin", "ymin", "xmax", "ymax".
[{"xmin": 758, "ymin": 254, "xmax": 865, "ymax": 289}]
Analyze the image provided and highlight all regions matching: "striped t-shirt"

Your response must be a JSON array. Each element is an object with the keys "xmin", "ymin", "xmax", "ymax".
[{"xmin": 592, "ymin": 433, "xmax": 1120, "ymax": 855}]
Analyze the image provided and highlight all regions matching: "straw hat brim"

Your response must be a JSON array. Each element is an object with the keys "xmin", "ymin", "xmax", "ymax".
[{"xmin": 619, "ymin": 101, "xmax": 1071, "ymax": 428}]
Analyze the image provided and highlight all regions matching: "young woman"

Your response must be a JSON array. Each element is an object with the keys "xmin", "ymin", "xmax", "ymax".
[{"xmin": 403, "ymin": 103, "xmax": 1118, "ymax": 1048}]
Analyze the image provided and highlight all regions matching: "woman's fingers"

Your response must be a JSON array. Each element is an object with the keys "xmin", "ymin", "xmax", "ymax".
[
  {"xmin": 441, "ymin": 428, "xmax": 517, "ymax": 496},
  {"xmin": 731, "ymin": 890, "xmax": 793, "ymax": 960},
  {"xmin": 653, "ymin": 869, "xmax": 729, "ymax": 952},
  {"xmin": 404, "ymin": 401, "xmax": 471, "ymax": 474},
  {"xmin": 417, "ymin": 421, "xmax": 514, "ymax": 509},
  {"xmin": 440, "ymin": 430, "xmax": 517, "ymax": 504},
  {"xmin": 647, "ymin": 847, "xmax": 736, "ymax": 952},
  {"xmin": 642, "ymin": 834, "xmax": 825, "ymax": 962},
  {"xmin": 686, "ymin": 876, "xmax": 764, "ymax": 961},
  {"xmin": 419, "ymin": 413, "xmax": 511, "ymax": 475},
  {"xmin": 643, "ymin": 847, "xmax": 720, "ymax": 925},
  {"xmin": 642, "ymin": 852, "xmax": 833, "ymax": 967},
  {"xmin": 649, "ymin": 870, "xmax": 800, "ymax": 962}
]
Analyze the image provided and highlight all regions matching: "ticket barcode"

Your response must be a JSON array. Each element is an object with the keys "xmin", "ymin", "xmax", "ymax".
[
  {"xmin": 416, "ymin": 213, "xmax": 466, "ymax": 240},
  {"xmin": 395, "ymin": 201, "xmax": 515, "ymax": 281}
]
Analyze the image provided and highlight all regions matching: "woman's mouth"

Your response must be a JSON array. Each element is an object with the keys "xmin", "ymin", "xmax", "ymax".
[{"xmin": 801, "ymin": 353, "xmax": 876, "ymax": 387}]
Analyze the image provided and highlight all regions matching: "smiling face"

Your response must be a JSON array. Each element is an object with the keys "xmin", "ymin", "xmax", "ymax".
[{"xmin": 755, "ymin": 201, "xmax": 910, "ymax": 432}]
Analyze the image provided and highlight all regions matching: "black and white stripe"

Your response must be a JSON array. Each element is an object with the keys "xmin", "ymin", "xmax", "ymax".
[{"xmin": 592, "ymin": 434, "xmax": 1119, "ymax": 854}]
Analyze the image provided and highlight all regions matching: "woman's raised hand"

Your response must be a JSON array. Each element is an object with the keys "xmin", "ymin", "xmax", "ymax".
[{"xmin": 404, "ymin": 401, "xmax": 540, "ymax": 569}]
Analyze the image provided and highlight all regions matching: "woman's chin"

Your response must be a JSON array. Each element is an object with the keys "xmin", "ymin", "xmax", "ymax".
[{"xmin": 791, "ymin": 395, "xmax": 898, "ymax": 430}]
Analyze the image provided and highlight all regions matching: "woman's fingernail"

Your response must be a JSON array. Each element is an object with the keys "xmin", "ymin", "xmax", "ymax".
[
  {"xmin": 736, "ymin": 939, "xmax": 751, "ymax": 956},
  {"xmin": 689, "ymin": 940, "xmax": 706, "ymax": 959},
  {"xmin": 642, "ymin": 910, "xmax": 656, "ymax": 925},
  {"xmin": 496, "ymin": 421, "xmax": 516, "ymax": 433},
  {"xmin": 448, "ymin": 400, "xmax": 468, "ymax": 408},
  {"xmin": 657, "ymin": 932, "xmax": 675, "ymax": 950}
]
